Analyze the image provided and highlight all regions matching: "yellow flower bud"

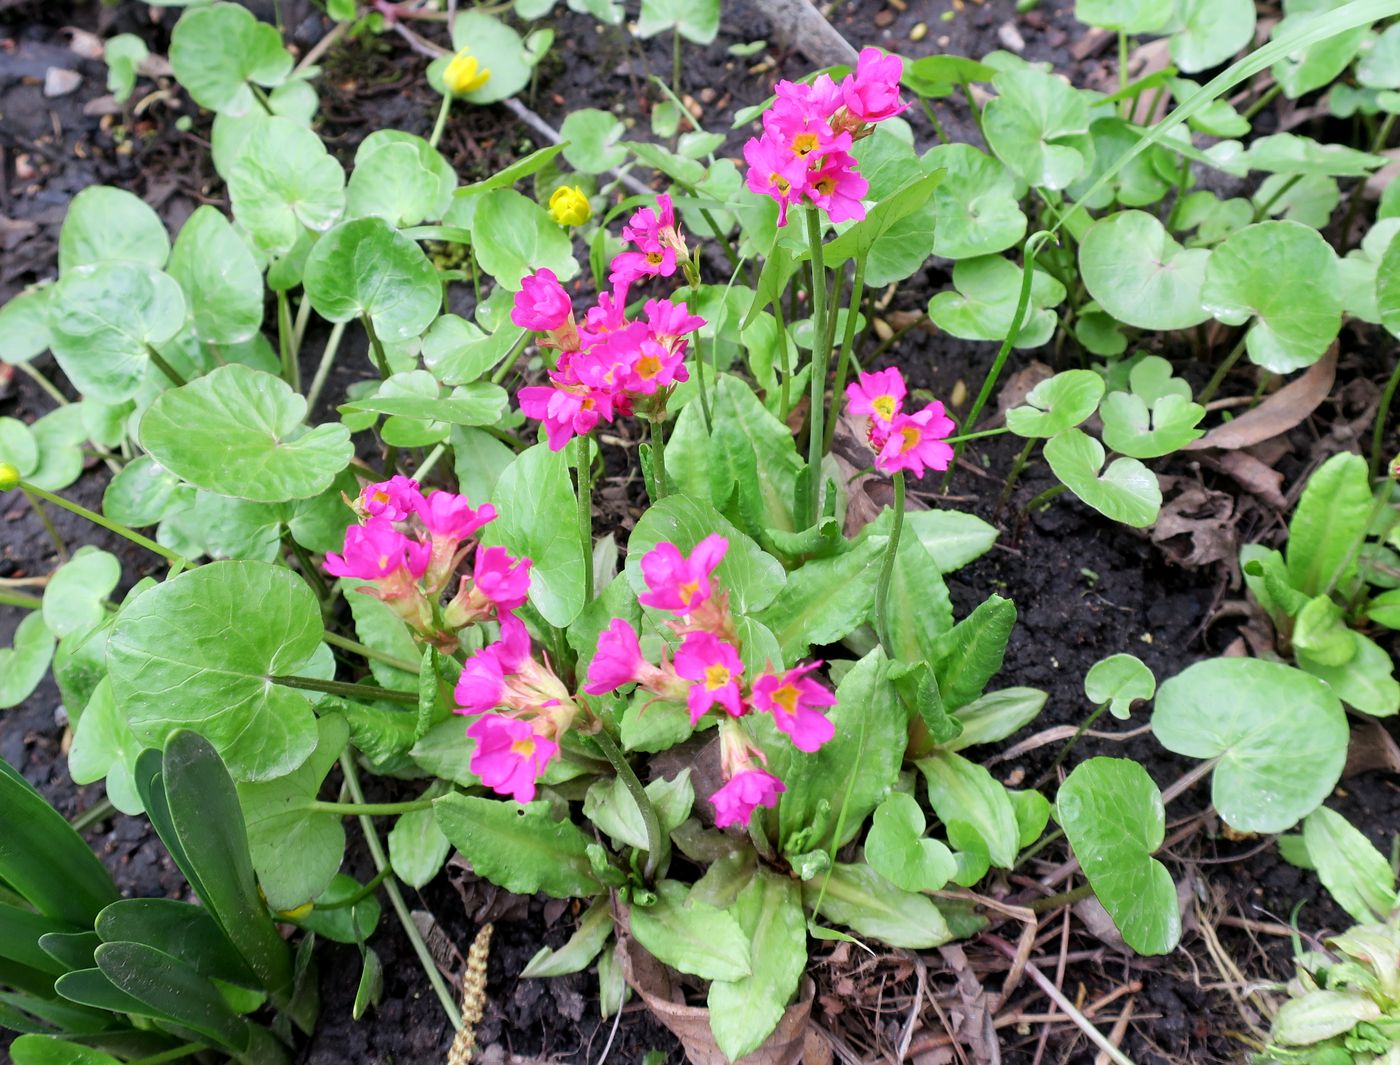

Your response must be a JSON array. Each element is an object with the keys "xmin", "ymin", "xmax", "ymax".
[
  {"xmin": 0, "ymin": 462, "xmax": 19, "ymax": 492},
  {"xmin": 548, "ymin": 185, "xmax": 591, "ymax": 227},
  {"xmin": 443, "ymin": 47, "xmax": 491, "ymax": 96},
  {"xmin": 278, "ymin": 901, "xmax": 315, "ymax": 920}
]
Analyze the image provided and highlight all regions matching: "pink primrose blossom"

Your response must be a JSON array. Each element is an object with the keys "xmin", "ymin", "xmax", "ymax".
[
  {"xmin": 359, "ymin": 475, "xmax": 422, "ymax": 521},
  {"xmin": 466, "ymin": 713, "xmax": 558, "ymax": 803},
  {"xmin": 841, "ymin": 47, "xmax": 908, "ymax": 123},
  {"xmin": 643, "ymin": 298, "xmax": 705, "ymax": 345},
  {"xmin": 511, "ymin": 268, "xmax": 573, "ymax": 331},
  {"xmin": 414, "ymin": 490, "xmax": 496, "ymax": 540},
  {"xmin": 472, "ymin": 545, "xmax": 532, "ymax": 612},
  {"xmin": 743, "ymin": 135, "xmax": 807, "ymax": 227},
  {"xmin": 518, "ymin": 384, "xmax": 607, "ymax": 451},
  {"xmin": 845, "ymin": 368, "xmax": 907, "ymax": 425},
  {"xmin": 875, "ymin": 402, "xmax": 957, "ymax": 478},
  {"xmin": 638, "ymin": 534, "xmax": 728, "ymax": 614},
  {"xmin": 674, "ymin": 631, "xmax": 746, "ymax": 724},
  {"xmin": 324, "ymin": 518, "xmax": 431, "ymax": 582},
  {"xmin": 584, "ymin": 618, "xmax": 650, "ymax": 695},
  {"xmin": 806, "ymin": 151, "xmax": 868, "ymax": 223},
  {"xmin": 751, "ymin": 662, "xmax": 837, "ymax": 752},
  {"xmin": 711, "ymin": 769, "xmax": 785, "ymax": 828}
]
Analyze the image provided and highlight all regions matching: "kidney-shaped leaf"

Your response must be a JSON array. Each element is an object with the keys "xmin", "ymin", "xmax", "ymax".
[
  {"xmin": 1005, "ymin": 370, "xmax": 1105, "ymax": 438},
  {"xmin": 107, "ymin": 560, "xmax": 326, "ymax": 781},
  {"xmin": 167, "ymin": 206, "xmax": 264, "ymax": 345},
  {"xmin": 468, "ymin": 188, "xmax": 577, "ymax": 289},
  {"xmin": 865, "ymin": 792, "xmax": 958, "ymax": 893},
  {"xmin": 58, "ymin": 186, "xmax": 169, "ymax": 273},
  {"xmin": 304, "ymin": 217, "xmax": 441, "ymax": 341},
  {"xmin": 0, "ymin": 613, "xmax": 56, "ymax": 710},
  {"xmin": 1152, "ymin": 657, "xmax": 1347, "ymax": 833},
  {"xmin": 1080, "ymin": 211, "xmax": 1211, "ymax": 331},
  {"xmin": 925, "ymin": 144, "xmax": 1027, "ymax": 260},
  {"xmin": 927, "ymin": 255, "xmax": 1066, "ymax": 349},
  {"xmin": 1099, "ymin": 355, "xmax": 1205, "ymax": 458},
  {"xmin": 169, "ymin": 2, "xmax": 293, "ymax": 116},
  {"xmin": 227, "ymin": 116, "xmax": 346, "ymax": 257},
  {"xmin": 141, "ymin": 364, "xmax": 353, "ymax": 503},
  {"xmin": 1043, "ymin": 429, "xmax": 1162, "ymax": 528},
  {"xmin": 1172, "ymin": 0, "xmax": 1256, "ymax": 73},
  {"xmin": 1083, "ymin": 653, "xmax": 1155, "ymax": 720},
  {"xmin": 1058, "ymin": 757, "xmax": 1181, "ymax": 955}
]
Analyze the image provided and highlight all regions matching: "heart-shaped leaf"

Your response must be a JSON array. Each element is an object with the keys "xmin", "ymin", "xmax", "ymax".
[
  {"xmin": 635, "ymin": 0, "xmax": 720, "ymax": 43},
  {"xmin": 169, "ymin": 2, "xmax": 293, "ymax": 116},
  {"xmin": 58, "ymin": 186, "xmax": 169, "ymax": 273},
  {"xmin": 983, "ymin": 66, "xmax": 1091, "ymax": 190},
  {"xmin": 1083, "ymin": 653, "xmax": 1155, "ymax": 719},
  {"xmin": 924, "ymin": 144, "xmax": 1027, "ymax": 260},
  {"xmin": 1043, "ymin": 429, "xmax": 1162, "ymax": 528},
  {"xmin": 865, "ymin": 792, "xmax": 958, "ymax": 892},
  {"xmin": 0, "ymin": 612, "xmax": 55, "ymax": 710},
  {"xmin": 927, "ymin": 255, "xmax": 1066, "ymax": 349},
  {"xmin": 346, "ymin": 140, "xmax": 443, "ymax": 229},
  {"xmin": 1270, "ymin": 6, "xmax": 1368, "ymax": 100},
  {"xmin": 304, "ymin": 217, "xmax": 441, "ymax": 341},
  {"xmin": 226, "ymin": 116, "xmax": 346, "ymax": 257},
  {"xmin": 42, "ymin": 547, "xmax": 120, "ymax": 639},
  {"xmin": 107, "ymin": 560, "xmax": 327, "ymax": 781},
  {"xmin": 468, "ymin": 187, "xmax": 578, "ymax": 289},
  {"xmin": 1152, "ymin": 657, "xmax": 1347, "ymax": 833},
  {"xmin": 1171, "ymin": 0, "xmax": 1257, "ymax": 73},
  {"xmin": 1057, "ymin": 757, "xmax": 1180, "ymax": 955},
  {"xmin": 167, "ymin": 206, "xmax": 264, "ymax": 345},
  {"xmin": 1080, "ymin": 211, "xmax": 1212, "ymax": 331},
  {"xmin": 1006, "ymin": 369, "xmax": 1105, "ymax": 438},
  {"xmin": 68, "ymin": 678, "xmax": 145, "ymax": 815},
  {"xmin": 1099, "ymin": 355, "xmax": 1206, "ymax": 458},
  {"xmin": 561, "ymin": 109, "xmax": 628, "ymax": 174},
  {"xmin": 141, "ymin": 364, "xmax": 353, "ymax": 503},
  {"xmin": 426, "ymin": 11, "xmax": 532, "ymax": 104},
  {"xmin": 1075, "ymin": 0, "xmax": 1171, "ymax": 32}
]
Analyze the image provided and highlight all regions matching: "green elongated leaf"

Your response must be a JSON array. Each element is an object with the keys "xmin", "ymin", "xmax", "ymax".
[
  {"xmin": 9, "ymin": 1036, "xmax": 124, "ymax": 1065},
  {"xmin": 923, "ymin": 144, "xmax": 1026, "ymax": 260},
  {"xmin": 1043, "ymin": 429, "xmax": 1162, "ymax": 528},
  {"xmin": 625, "ymin": 493, "xmax": 786, "ymax": 615},
  {"xmin": 1302, "ymin": 807, "xmax": 1397, "ymax": 922},
  {"xmin": 707, "ymin": 870, "xmax": 806, "ymax": 1062},
  {"xmin": 1172, "ymin": 0, "xmax": 1257, "ymax": 72},
  {"xmin": 1292, "ymin": 595, "xmax": 1355, "ymax": 667},
  {"xmin": 1245, "ymin": 132, "xmax": 1385, "ymax": 177},
  {"xmin": 885, "ymin": 532, "xmax": 956, "ymax": 664},
  {"xmin": 628, "ymin": 880, "xmax": 750, "ymax": 981},
  {"xmin": 49, "ymin": 262, "xmax": 186, "ymax": 403},
  {"xmin": 1005, "ymin": 370, "xmax": 1105, "ymax": 438},
  {"xmin": 865, "ymin": 792, "xmax": 958, "ymax": 892},
  {"xmin": 36, "ymin": 930, "xmax": 97, "ymax": 973},
  {"xmin": 1079, "ymin": 211, "xmax": 1211, "ymax": 331},
  {"xmin": 824, "ymin": 169, "xmax": 945, "ymax": 262},
  {"xmin": 237, "ymin": 715, "xmax": 349, "ymax": 911},
  {"xmin": 108, "ymin": 560, "xmax": 325, "ymax": 781},
  {"xmin": 1379, "ymin": 223, "xmax": 1400, "ymax": 338},
  {"xmin": 58, "ymin": 186, "xmax": 169, "ymax": 273},
  {"xmin": 455, "ymin": 142, "xmax": 569, "ymax": 197},
  {"xmin": 480, "ymin": 443, "xmax": 585, "ymax": 628},
  {"xmin": 0, "ymin": 612, "xmax": 56, "ymax": 710},
  {"xmin": 167, "ymin": 206, "xmax": 264, "ymax": 345},
  {"xmin": 96, "ymin": 898, "xmax": 260, "ymax": 988},
  {"xmin": 584, "ymin": 770, "xmax": 694, "ymax": 853},
  {"xmin": 1270, "ymin": 2, "xmax": 1370, "ymax": 100},
  {"xmin": 226, "ymin": 116, "xmax": 346, "ymax": 257},
  {"xmin": 520, "ymin": 897, "xmax": 612, "ymax": 978},
  {"xmin": 169, "ymin": 2, "xmax": 292, "ymax": 116},
  {"xmin": 140, "ymin": 364, "xmax": 353, "ymax": 504},
  {"xmin": 410, "ymin": 718, "xmax": 480, "ymax": 786},
  {"xmin": 68, "ymin": 678, "xmax": 145, "ymax": 816},
  {"xmin": 1010, "ymin": 788, "xmax": 1051, "ymax": 849},
  {"xmin": 434, "ymin": 793, "xmax": 601, "ymax": 898},
  {"xmin": 1271, "ymin": 989, "xmax": 1382, "ymax": 1045},
  {"xmin": 708, "ymin": 374, "xmax": 803, "ymax": 537},
  {"xmin": 1083, "ymin": 653, "xmax": 1155, "ymax": 719},
  {"xmin": 49, "ymin": 966, "xmax": 148, "ymax": 1016},
  {"xmin": 804, "ymin": 862, "xmax": 953, "ymax": 948},
  {"xmin": 0, "ymin": 758, "xmax": 117, "ymax": 924},
  {"xmin": 1286, "ymin": 452, "xmax": 1373, "ymax": 596},
  {"xmin": 928, "ymin": 255, "xmax": 1066, "ymax": 349},
  {"xmin": 931, "ymin": 594, "xmax": 1016, "ymax": 710},
  {"xmin": 918, "ymin": 749, "xmax": 1019, "ymax": 869},
  {"xmin": 905, "ymin": 509, "xmax": 998, "ymax": 573},
  {"xmin": 1298, "ymin": 631, "xmax": 1400, "ymax": 716},
  {"xmin": 1200, "ymin": 221, "xmax": 1341, "ymax": 373},
  {"xmin": 1057, "ymin": 757, "xmax": 1180, "ymax": 954},
  {"xmin": 340, "ymin": 377, "xmax": 507, "ymax": 426},
  {"xmin": 469, "ymin": 188, "xmax": 577, "ymax": 289},
  {"xmin": 1152, "ymin": 658, "xmax": 1347, "ymax": 832},
  {"xmin": 0, "ymin": 906, "xmax": 82, "ymax": 976},
  {"xmin": 42, "ymin": 547, "xmax": 119, "ymax": 639},
  {"xmin": 304, "ymin": 217, "xmax": 441, "ymax": 341},
  {"xmin": 756, "ymin": 531, "xmax": 885, "ymax": 661}
]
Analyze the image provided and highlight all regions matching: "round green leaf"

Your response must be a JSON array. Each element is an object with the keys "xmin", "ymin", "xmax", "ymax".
[
  {"xmin": 1083, "ymin": 653, "xmax": 1155, "ymax": 720},
  {"xmin": 169, "ymin": 1, "xmax": 293, "ymax": 116},
  {"xmin": 107, "ymin": 560, "xmax": 326, "ymax": 781},
  {"xmin": 1080, "ymin": 211, "xmax": 1211, "ymax": 331},
  {"xmin": 140, "ymin": 364, "xmax": 353, "ymax": 503},
  {"xmin": 865, "ymin": 792, "xmax": 958, "ymax": 893},
  {"xmin": 226, "ymin": 116, "xmax": 346, "ymax": 257},
  {"xmin": 1201, "ymin": 221, "xmax": 1341, "ymax": 373},
  {"xmin": 927, "ymin": 255, "xmax": 1066, "ymax": 349},
  {"xmin": 1270, "ymin": 9, "xmax": 1367, "ymax": 100},
  {"xmin": 0, "ymin": 284, "xmax": 54, "ymax": 365},
  {"xmin": 635, "ymin": 0, "xmax": 720, "ymax": 43},
  {"xmin": 468, "ymin": 187, "xmax": 578, "ymax": 289},
  {"xmin": 58, "ymin": 186, "xmax": 170, "ymax": 273},
  {"xmin": 0, "ymin": 416, "xmax": 38, "ymax": 476},
  {"xmin": 346, "ymin": 141, "xmax": 443, "ymax": 228},
  {"xmin": 1074, "ymin": 0, "xmax": 1171, "ymax": 33},
  {"xmin": 0, "ymin": 612, "xmax": 55, "ymax": 710},
  {"xmin": 1005, "ymin": 370, "xmax": 1105, "ymax": 438},
  {"xmin": 924, "ymin": 144, "xmax": 1027, "ymax": 260},
  {"xmin": 1098, "ymin": 355, "xmax": 1205, "ymax": 459},
  {"xmin": 303, "ymin": 217, "xmax": 441, "ymax": 340},
  {"xmin": 983, "ymin": 67, "xmax": 1091, "ymax": 191},
  {"xmin": 1359, "ymin": 22, "xmax": 1400, "ymax": 89},
  {"xmin": 1171, "ymin": 0, "xmax": 1256, "ymax": 73},
  {"xmin": 42, "ymin": 547, "xmax": 120, "ymax": 639},
  {"xmin": 355, "ymin": 131, "xmax": 456, "ymax": 220},
  {"xmin": 1152, "ymin": 658, "xmax": 1347, "ymax": 833},
  {"xmin": 68, "ymin": 678, "xmax": 145, "ymax": 816},
  {"xmin": 167, "ymin": 206, "xmax": 264, "ymax": 345},
  {"xmin": 560, "ymin": 109, "xmax": 628, "ymax": 174},
  {"xmin": 437, "ymin": 11, "xmax": 532, "ymax": 104},
  {"xmin": 1245, "ymin": 133, "xmax": 1385, "ymax": 178},
  {"xmin": 103, "ymin": 455, "xmax": 194, "ymax": 527},
  {"xmin": 49, "ymin": 262, "xmax": 187, "ymax": 403},
  {"xmin": 1057, "ymin": 757, "xmax": 1180, "ymax": 955},
  {"xmin": 1043, "ymin": 429, "xmax": 1162, "ymax": 528}
]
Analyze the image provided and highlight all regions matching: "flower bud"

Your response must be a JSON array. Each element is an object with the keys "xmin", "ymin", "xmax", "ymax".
[
  {"xmin": 443, "ymin": 47, "xmax": 491, "ymax": 96},
  {"xmin": 1390, "ymin": 453, "xmax": 1400, "ymax": 480},
  {"xmin": 548, "ymin": 185, "xmax": 591, "ymax": 227},
  {"xmin": 0, "ymin": 462, "xmax": 20, "ymax": 492}
]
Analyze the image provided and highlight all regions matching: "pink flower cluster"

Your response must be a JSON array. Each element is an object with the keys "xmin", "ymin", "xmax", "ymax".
[
  {"xmin": 585, "ymin": 535, "xmax": 838, "ymax": 829},
  {"xmin": 743, "ymin": 47, "xmax": 907, "ymax": 226},
  {"xmin": 324, "ymin": 476, "xmax": 528, "ymax": 640},
  {"xmin": 509, "ymin": 197, "xmax": 705, "ymax": 452},
  {"xmin": 846, "ymin": 368, "xmax": 956, "ymax": 478}
]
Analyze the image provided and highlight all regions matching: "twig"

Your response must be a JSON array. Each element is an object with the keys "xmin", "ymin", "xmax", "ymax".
[{"xmin": 1093, "ymin": 998, "xmax": 1136, "ymax": 1065}]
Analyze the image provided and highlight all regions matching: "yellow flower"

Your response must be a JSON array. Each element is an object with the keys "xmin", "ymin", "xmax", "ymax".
[
  {"xmin": 548, "ymin": 185, "xmax": 591, "ymax": 227},
  {"xmin": 0, "ymin": 462, "xmax": 18, "ymax": 492},
  {"xmin": 443, "ymin": 47, "xmax": 491, "ymax": 96},
  {"xmin": 277, "ymin": 901, "xmax": 315, "ymax": 920}
]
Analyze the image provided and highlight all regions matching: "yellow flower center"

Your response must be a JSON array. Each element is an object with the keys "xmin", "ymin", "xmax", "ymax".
[
  {"xmin": 770, "ymin": 172, "xmax": 791, "ymax": 195},
  {"xmin": 899, "ymin": 426, "xmax": 921, "ymax": 453},
  {"xmin": 704, "ymin": 663, "xmax": 731, "ymax": 690},
  {"xmin": 871, "ymin": 395, "xmax": 896, "ymax": 420},
  {"xmin": 678, "ymin": 578, "xmax": 700, "ymax": 604},
  {"xmin": 377, "ymin": 554, "xmax": 391, "ymax": 569},
  {"xmin": 791, "ymin": 132, "xmax": 820, "ymax": 157},
  {"xmin": 510, "ymin": 735, "xmax": 537, "ymax": 758},
  {"xmin": 637, "ymin": 354, "xmax": 663, "ymax": 379},
  {"xmin": 646, "ymin": 251, "xmax": 665, "ymax": 265},
  {"xmin": 814, "ymin": 176, "xmax": 836, "ymax": 197},
  {"xmin": 770, "ymin": 683, "xmax": 800, "ymax": 717}
]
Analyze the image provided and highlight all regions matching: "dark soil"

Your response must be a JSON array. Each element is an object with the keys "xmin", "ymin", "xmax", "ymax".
[{"xmin": 2, "ymin": 1, "xmax": 1397, "ymax": 1063}]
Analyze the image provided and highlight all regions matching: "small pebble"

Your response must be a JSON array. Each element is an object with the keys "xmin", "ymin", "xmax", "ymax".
[
  {"xmin": 43, "ymin": 67, "xmax": 82, "ymax": 97},
  {"xmin": 910, "ymin": 21, "xmax": 928, "ymax": 41},
  {"xmin": 997, "ymin": 21, "xmax": 1027, "ymax": 53},
  {"xmin": 874, "ymin": 10, "xmax": 895, "ymax": 27}
]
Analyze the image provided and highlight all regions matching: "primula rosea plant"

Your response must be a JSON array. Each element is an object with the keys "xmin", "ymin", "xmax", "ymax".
[{"xmin": 5, "ymin": 0, "xmax": 1400, "ymax": 1060}]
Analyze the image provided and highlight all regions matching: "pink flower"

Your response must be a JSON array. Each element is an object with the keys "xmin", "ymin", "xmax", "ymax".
[
  {"xmin": 743, "ymin": 135, "xmax": 808, "ymax": 227},
  {"xmin": 518, "ymin": 384, "xmax": 607, "ymax": 451},
  {"xmin": 621, "ymin": 194, "xmax": 677, "ymax": 248},
  {"xmin": 325, "ymin": 518, "xmax": 431, "ymax": 582},
  {"xmin": 608, "ymin": 247, "xmax": 678, "ymax": 290},
  {"xmin": 625, "ymin": 337, "xmax": 688, "ymax": 395},
  {"xmin": 711, "ymin": 769, "xmax": 785, "ymax": 828},
  {"xmin": 842, "ymin": 47, "xmax": 908, "ymax": 123},
  {"xmin": 473, "ymin": 545, "xmax": 532, "ymax": 611},
  {"xmin": 674, "ymin": 631, "xmax": 745, "ymax": 724},
  {"xmin": 415, "ymin": 490, "xmax": 496, "ymax": 540},
  {"xmin": 454, "ymin": 647, "xmax": 507, "ymax": 714},
  {"xmin": 638, "ymin": 534, "xmax": 728, "ymax": 614},
  {"xmin": 845, "ymin": 368, "xmax": 906, "ymax": 424},
  {"xmin": 769, "ymin": 75, "xmax": 843, "ymax": 126},
  {"xmin": 763, "ymin": 94, "xmax": 850, "ymax": 164},
  {"xmin": 875, "ymin": 402, "xmax": 957, "ymax": 478},
  {"xmin": 579, "ymin": 289, "xmax": 629, "ymax": 347},
  {"xmin": 807, "ymin": 151, "xmax": 868, "ymax": 223},
  {"xmin": 360, "ymin": 475, "xmax": 422, "ymax": 521},
  {"xmin": 584, "ymin": 618, "xmax": 649, "ymax": 695},
  {"xmin": 511, "ymin": 268, "xmax": 573, "ymax": 331},
  {"xmin": 643, "ymin": 298, "xmax": 705, "ymax": 344},
  {"xmin": 751, "ymin": 662, "xmax": 837, "ymax": 753},
  {"xmin": 466, "ymin": 713, "xmax": 558, "ymax": 803}
]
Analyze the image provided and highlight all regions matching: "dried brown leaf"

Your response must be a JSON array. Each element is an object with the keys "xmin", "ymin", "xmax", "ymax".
[{"xmin": 1186, "ymin": 348, "xmax": 1337, "ymax": 451}]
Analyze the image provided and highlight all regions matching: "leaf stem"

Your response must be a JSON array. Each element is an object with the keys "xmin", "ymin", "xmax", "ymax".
[
  {"xmin": 998, "ymin": 437, "xmax": 1038, "ymax": 510},
  {"xmin": 1028, "ymin": 881, "xmax": 1096, "ymax": 913},
  {"xmin": 15, "ymin": 361, "xmax": 69, "ymax": 406},
  {"xmin": 277, "ymin": 291, "xmax": 298, "ymax": 391},
  {"xmin": 313, "ymin": 863, "xmax": 393, "ymax": 909},
  {"xmin": 804, "ymin": 206, "xmax": 831, "ymax": 528},
  {"xmin": 1197, "ymin": 333, "xmax": 1249, "ymax": 404},
  {"xmin": 271, "ymin": 674, "xmax": 418, "ymax": 704},
  {"xmin": 1022, "ymin": 482, "xmax": 1068, "ymax": 513},
  {"xmin": 489, "ymin": 328, "xmax": 532, "ymax": 385},
  {"xmin": 305, "ymin": 321, "xmax": 347, "ymax": 414},
  {"xmin": 0, "ymin": 590, "xmax": 43, "ymax": 609},
  {"xmin": 873, "ymin": 472, "xmax": 905, "ymax": 655},
  {"xmin": 592, "ymin": 727, "xmax": 664, "ymax": 883},
  {"xmin": 143, "ymin": 343, "xmax": 188, "ymax": 388},
  {"xmin": 1371, "ymin": 356, "xmax": 1400, "ymax": 479},
  {"xmin": 671, "ymin": 26, "xmax": 682, "ymax": 97},
  {"xmin": 576, "ymin": 433, "xmax": 594, "ymax": 604},
  {"xmin": 20, "ymin": 486, "xmax": 67, "ymax": 560},
  {"xmin": 339, "ymin": 753, "xmax": 463, "ymax": 1031},
  {"xmin": 306, "ymin": 797, "xmax": 435, "ymax": 816},
  {"xmin": 361, "ymin": 314, "xmax": 391, "ymax": 379},
  {"xmin": 429, "ymin": 93, "xmax": 453, "ymax": 150},
  {"xmin": 70, "ymin": 797, "xmax": 116, "ymax": 832},
  {"xmin": 322, "ymin": 630, "xmax": 421, "ymax": 673},
  {"xmin": 16, "ymin": 481, "xmax": 189, "ymax": 566},
  {"xmin": 1241, "ymin": 82, "xmax": 1282, "ymax": 122}
]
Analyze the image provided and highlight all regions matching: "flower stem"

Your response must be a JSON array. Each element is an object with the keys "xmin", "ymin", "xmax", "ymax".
[
  {"xmin": 998, "ymin": 437, "xmax": 1038, "ymax": 510},
  {"xmin": 1023, "ymin": 482, "xmax": 1068, "ymax": 514},
  {"xmin": 339, "ymin": 753, "xmax": 463, "ymax": 1031},
  {"xmin": 593, "ymin": 727, "xmax": 664, "ymax": 883},
  {"xmin": 873, "ymin": 472, "xmax": 905, "ymax": 655},
  {"xmin": 576, "ymin": 433, "xmax": 594, "ymax": 604},
  {"xmin": 17, "ymin": 481, "xmax": 188, "ymax": 567},
  {"xmin": 429, "ymin": 93, "xmax": 453, "ymax": 150},
  {"xmin": 271, "ymin": 674, "xmax": 418, "ymax": 705},
  {"xmin": 671, "ymin": 27, "xmax": 682, "ymax": 97},
  {"xmin": 20, "ymin": 486, "xmax": 67, "ymax": 560},
  {"xmin": 648, "ymin": 415, "xmax": 669, "ymax": 501},
  {"xmin": 313, "ymin": 863, "xmax": 393, "ymax": 910},
  {"xmin": 489, "ymin": 328, "xmax": 532, "ymax": 385},
  {"xmin": 277, "ymin": 291, "xmax": 299, "ymax": 391},
  {"xmin": 824, "ymin": 255, "xmax": 867, "ymax": 455},
  {"xmin": 322, "ymin": 630, "xmax": 421, "ymax": 673},
  {"xmin": 804, "ymin": 206, "xmax": 831, "ymax": 528},
  {"xmin": 1371, "ymin": 356, "xmax": 1400, "ymax": 479},
  {"xmin": 306, "ymin": 797, "xmax": 435, "ymax": 817}
]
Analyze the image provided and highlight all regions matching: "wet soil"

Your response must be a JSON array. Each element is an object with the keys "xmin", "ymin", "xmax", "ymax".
[{"xmin": 2, "ymin": 0, "xmax": 1397, "ymax": 1063}]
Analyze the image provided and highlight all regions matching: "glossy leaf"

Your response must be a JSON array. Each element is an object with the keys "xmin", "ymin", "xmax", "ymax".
[
  {"xmin": 1005, "ymin": 370, "xmax": 1105, "ymax": 438},
  {"xmin": 169, "ymin": 2, "xmax": 293, "ymax": 116},
  {"xmin": 1043, "ymin": 429, "xmax": 1162, "ymax": 528},
  {"xmin": 1098, "ymin": 355, "xmax": 1206, "ymax": 458},
  {"xmin": 865, "ymin": 792, "xmax": 958, "ymax": 892},
  {"xmin": 756, "ymin": 531, "xmax": 885, "ymax": 660},
  {"xmin": 520, "ymin": 897, "xmax": 613, "ymax": 978},
  {"xmin": 905, "ymin": 509, "xmax": 998, "ymax": 572},
  {"xmin": 918, "ymin": 749, "xmax": 1019, "ymax": 869},
  {"xmin": 1079, "ymin": 211, "xmax": 1211, "ymax": 331},
  {"xmin": 931, "ymin": 593, "xmax": 1016, "ymax": 710},
  {"xmin": 1172, "ymin": 0, "xmax": 1256, "ymax": 73},
  {"xmin": 1302, "ymin": 806, "xmax": 1397, "ymax": 922},
  {"xmin": 928, "ymin": 255, "xmax": 1066, "ymax": 349},
  {"xmin": 96, "ymin": 898, "xmax": 260, "ymax": 987},
  {"xmin": 983, "ymin": 67, "xmax": 1091, "ymax": 190},
  {"xmin": 42, "ymin": 547, "xmax": 119, "ymax": 639},
  {"xmin": 304, "ymin": 217, "xmax": 441, "ymax": 340},
  {"xmin": 167, "ymin": 206, "xmax": 264, "ymax": 345},
  {"xmin": 226, "ymin": 116, "xmax": 346, "ymax": 257},
  {"xmin": 941, "ymin": 687, "xmax": 1046, "ymax": 751},
  {"xmin": 57, "ymin": 186, "xmax": 169, "ymax": 273},
  {"xmin": 1285, "ymin": 451, "xmax": 1372, "ymax": 596},
  {"xmin": 68, "ymin": 678, "xmax": 145, "ymax": 815},
  {"xmin": 0, "ymin": 612, "xmax": 56, "ymax": 710},
  {"xmin": 924, "ymin": 144, "xmax": 1026, "ymax": 260},
  {"xmin": 468, "ymin": 188, "xmax": 577, "ymax": 288},
  {"xmin": 803, "ymin": 862, "xmax": 953, "ymax": 949},
  {"xmin": 629, "ymin": 880, "xmax": 750, "ymax": 981},
  {"xmin": 9, "ymin": 1036, "xmax": 123, "ymax": 1065}
]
